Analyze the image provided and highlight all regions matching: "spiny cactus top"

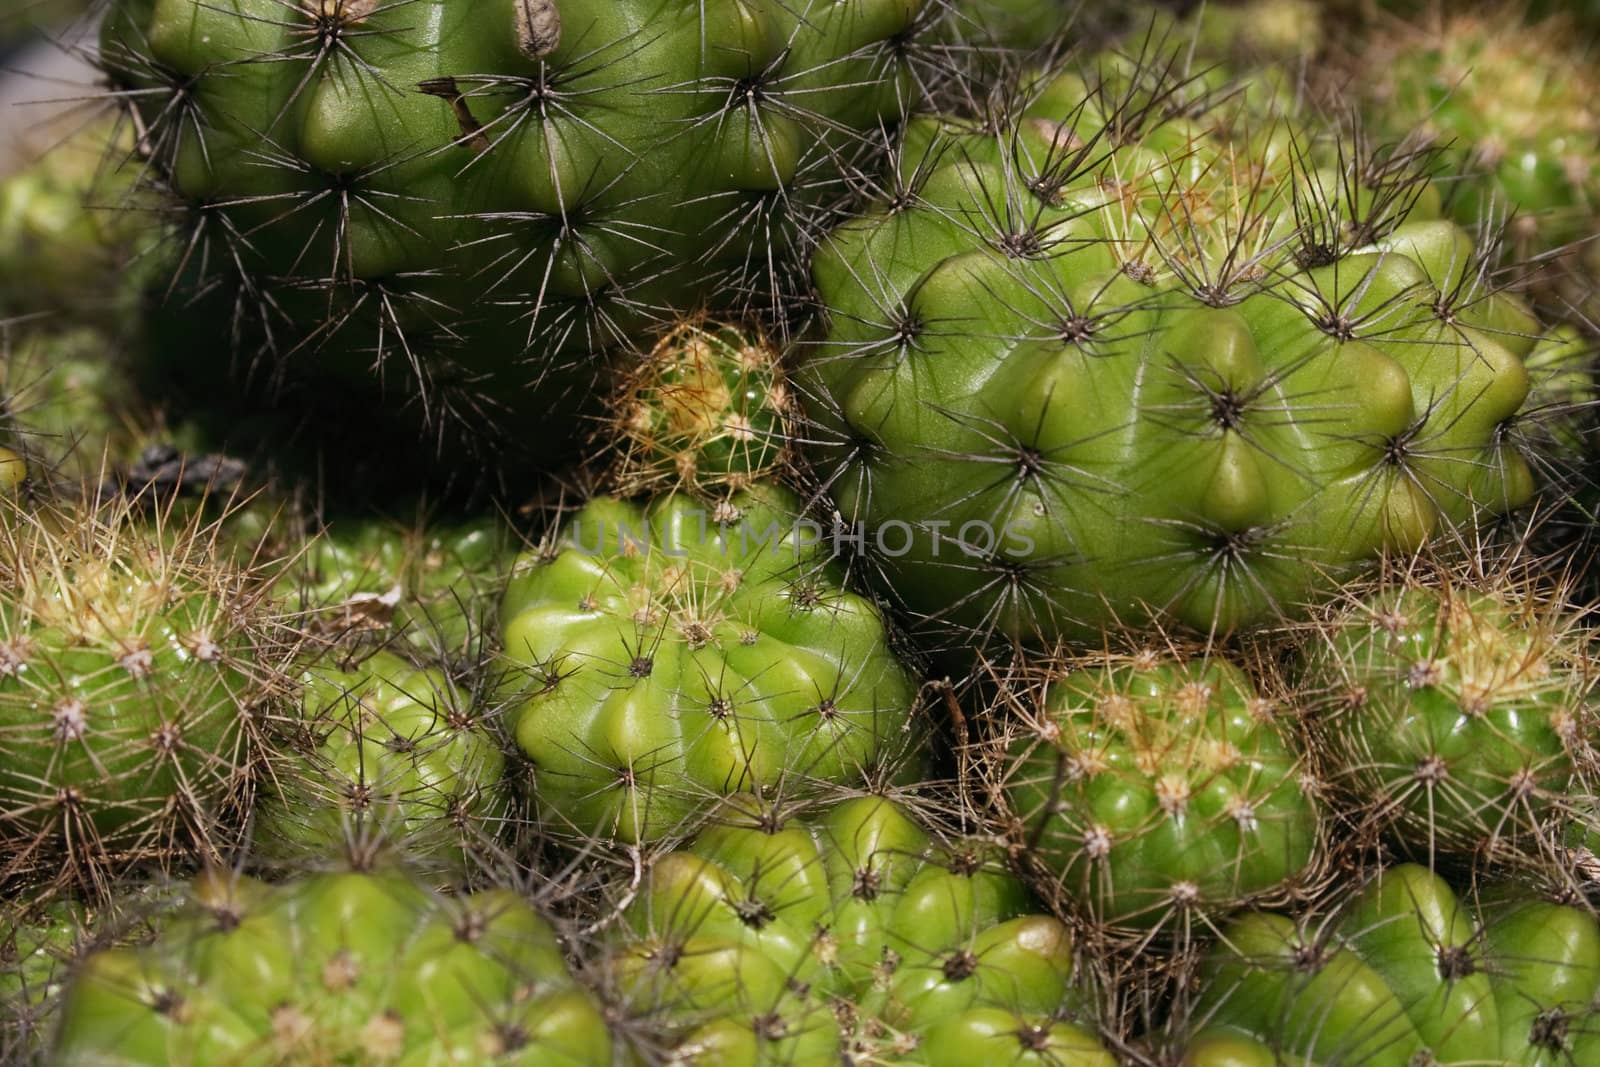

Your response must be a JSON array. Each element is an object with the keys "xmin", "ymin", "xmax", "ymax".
[
  {"xmin": 1181, "ymin": 863, "xmax": 1600, "ymax": 1066},
  {"xmin": 608, "ymin": 319, "xmax": 794, "ymax": 497},
  {"xmin": 0, "ymin": 498, "xmax": 280, "ymax": 892},
  {"xmin": 500, "ymin": 485, "xmax": 920, "ymax": 842},
  {"xmin": 97, "ymin": 0, "xmax": 1029, "ymax": 466},
  {"xmin": 610, "ymin": 793, "xmax": 1112, "ymax": 1064},
  {"xmin": 254, "ymin": 647, "xmax": 514, "ymax": 876},
  {"xmin": 1297, "ymin": 571, "xmax": 1597, "ymax": 863},
  {"xmin": 799, "ymin": 55, "xmax": 1542, "ymax": 651},
  {"xmin": 51, "ymin": 868, "xmax": 613, "ymax": 1064},
  {"xmin": 996, "ymin": 651, "xmax": 1322, "ymax": 938}
]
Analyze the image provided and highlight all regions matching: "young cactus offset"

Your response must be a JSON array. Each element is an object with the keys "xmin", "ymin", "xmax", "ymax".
[
  {"xmin": 254, "ymin": 648, "xmax": 515, "ymax": 878},
  {"xmin": 993, "ymin": 650, "xmax": 1323, "ymax": 940},
  {"xmin": 0, "ymin": 497, "xmax": 283, "ymax": 893},
  {"xmin": 500, "ymin": 484, "xmax": 920, "ymax": 842},
  {"xmin": 799, "ymin": 51, "xmax": 1543, "ymax": 652},
  {"xmin": 1295, "ymin": 562, "xmax": 1598, "ymax": 864},
  {"xmin": 1178, "ymin": 863, "xmax": 1600, "ymax": 1066},
  {"xmin": 608, "ymin": 319, "xmax": 794, "ymax": 498},
  {"xmin": 51, "ymin": 867, "xmax": 614, "ymax": 1065},
  {"xmin": 609, "ymin": 792, "xmax": 1113, "ymax": 1064}
]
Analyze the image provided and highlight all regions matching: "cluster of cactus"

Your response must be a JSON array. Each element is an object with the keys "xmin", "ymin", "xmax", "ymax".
[
  {"xmin": 3, "ymin": 2, "xmax": 1600, "ymax": 1065},
  {"xmin": 93, "ymin": 0, "xmax": 1053, "ymax": 473},
  {"xmin": 51, "ymin": 867, "xmax": 614, "ymax": 1064},
  {"xmin": 798, "ymin": 47, "xmax": 1542, "ymax": 652},
  {"xmin": 1179, "ymin": 862, "xmax": 1600, "ymax": 1064}
]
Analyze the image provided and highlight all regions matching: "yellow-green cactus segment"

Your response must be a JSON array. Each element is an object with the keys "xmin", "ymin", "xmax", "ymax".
[
  {"xmin": 500, "ymin": 485, "xmax": 920, "ymax": 842},
  {"xmin": 0, "ymin": 498, "xmax": 271, "ymax": 887},
  {"xmin": 51, "ymin": 869, "xmax": 613, "ymax": 1065},
  {"xmin": 1001, "ymin": 653, "xmax": 1320, "ymax": 935},
  {"xmin": 612, "ymin": 794, "xmax": 1111, "ymax": 1064},
  {"xmin": 254, "ymin": 648, "xmax": 511, "ymax": 873},
  {"xmin": 801, "ymin": 60, "xmax": 1539, "ymax": 649},
  {"xmin": 1184, "ymin": 864, "xmax": 1600, "ymax": 1066},
  {"xmin": 610, "ymin": 319, "xmax": 793, "ymax": 496},
  {"xmin": 1363, "ymin": 10, "xmax": 1600, "ymax": 252},
  {"xmin": 1299, "ymin": 581, "xmax": 1595, "ymax": 860}
]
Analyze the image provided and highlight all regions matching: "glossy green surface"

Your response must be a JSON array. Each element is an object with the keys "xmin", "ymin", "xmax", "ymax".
[
  {"xmin": 801, "ymin": 60, "xmax": 1539, "ymax": 649},
  {"xmin": 51, "ymin": 870, "xmax": 612, "ymax": 1065},
  {"xmin": 613, "ymin": 793, "xmax": 1112, "ymax": 1064},
  {"xmin": 1185, "ymin": 864, "xmax": 1600, "ymax": 1066},
  {"xmin": 501, "ymin": 485, "xmax": 919, "ymax": 842}
]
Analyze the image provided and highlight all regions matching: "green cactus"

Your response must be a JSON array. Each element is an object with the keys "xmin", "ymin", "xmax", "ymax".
[
  {"xmin": 608, "ymin": 319, "xmax": 794, "ymax": 498},
  {"xmin": 995, "ymin": 651, "xmax": 1322, "ymax": 938},
  {"xmin": 51, "ymin": 867, "xmax": 613, "ymax": 1065},
  {"xmin": 290, "ymin": 513, "xmax": 516, "ymax": 662},
  {"xmin": 95, "ymin": 0, "xmax": 1051, "ymax": 473},
  {"xmin": 253, "ymin": 648, "xmax": 515, "ymax": 877},
  {"xmin": 1356, "ymin": 8, "xmax": 1599, "ymax": 257},
  {"xmin": 1296, "ymin": 569, "xmax": 1597, "ymax": 864},
  {"xmin": 1179, "ymin": 863, "xmax": 1600, "ymax": 1066},
  {"xmin": 0, "ymin": 496, "xmax": 282, "ymax": 893},
  {"xmin": 610, "ymin": 792, "xmax": 1113, "ymax": 1064},
  {"xmin": 1, "ymin": 886, "xmax": 171, "ymax": 1061},
  {"xmin": 798, "ymin": 50, "xmax": 1542, "ymax": 652},
  {"xmin": 500, "ymin": 484, "xmax": 920, "ymax": 843}
]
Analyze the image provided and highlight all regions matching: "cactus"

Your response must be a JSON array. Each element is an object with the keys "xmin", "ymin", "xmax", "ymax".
[
  {"xmin": 609, "ymin": 792, "xmax": 1113, "ymax": 1064},
  {"xmin": 51, "ymin": 867, "xmax": 614, "ymax": 1064},
  {"xmin": 1354, "ymin": 8, "xmax": 1599, "ymax": 258},
  {"xmin": 95, "ymin": 0, "xmax": 1049, "ymax": 473},
  {"xmin": 607, "ymin": 318, "xmax": 794, "ymax": 499},
  {"xmin": 289, "ymin": 513, "xmax": 516, "ymax": 663},
  {"xmin": 1295, "ymin": 563, "xmax": 1597, "ymax": 864},
  {"xmin": 0, "ymin": 496, "xmax": 283, "ymax": 893},
  {"xmin": 1179, "ymin": 863, "xmax": 1600, "ymax": 1066},
  {"xmin": 993, "ymin": 650, "xmax": 1323, "ymax": 940},
  {"xmin": 1, "ymin": 886, "xmax": 170, "ymax": 1061},
  {"xmin": 500, "ymin": 484, "xmax": 920, "ymax": 843},
  {"xmin": 253, "ymin": 648, "xmax": 515, "ymax": 877},
  {"xmin": 797, "ymin": 48, "xmax": 1542, "ymax": 652}
]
